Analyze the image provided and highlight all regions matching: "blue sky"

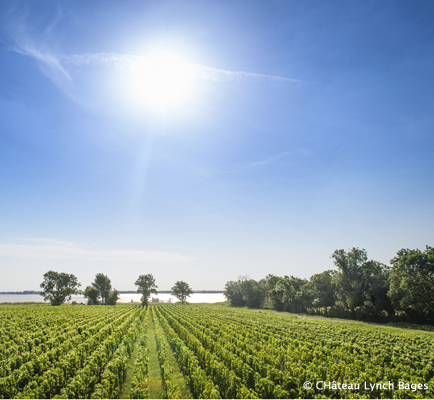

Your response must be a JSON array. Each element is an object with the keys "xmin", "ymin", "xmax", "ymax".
[{"xmin": 1, "ymin": 0, "xmax": 433, "ymax": 291}]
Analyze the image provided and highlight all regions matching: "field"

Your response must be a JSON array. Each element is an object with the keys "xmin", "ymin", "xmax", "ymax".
[{"xmin": 1, "ymin": 303, "xmax": 434, "ymax": 399}]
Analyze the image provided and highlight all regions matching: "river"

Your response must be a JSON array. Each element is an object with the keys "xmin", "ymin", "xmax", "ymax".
[{"xmin": 0, "ymin": 292, "xmax": 226, "ymax": 304}]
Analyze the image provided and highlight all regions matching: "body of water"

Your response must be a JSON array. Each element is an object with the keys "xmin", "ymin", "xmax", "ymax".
[{"xmin": 0, "ymin": 292, "xmax": 226, "ymax": 304}]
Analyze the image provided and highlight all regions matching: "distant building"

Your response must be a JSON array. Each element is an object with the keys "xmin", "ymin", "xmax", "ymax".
[{"xmin": 151, "ymin": 297, "xmax": 159, "ymax": 303}]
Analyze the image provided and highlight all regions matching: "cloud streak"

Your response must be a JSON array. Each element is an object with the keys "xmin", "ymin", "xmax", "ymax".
[
  {"xmin": 0, "ymin": 239, "xmax": 193, "ymax": 263},
  {"xmin": 12, "ymin": 40, "xmax": 71, "ymax": 82},
  {"xmin": 5, "ymin": 26, "xmax": 75, "ymax": 99},
  {"xmin": 62, "ymin": 52, "xmax": 304, "ymax": 83},
  {"xmin": 223, "ymin": 148, "xmax": 312, "ymax": 173}
]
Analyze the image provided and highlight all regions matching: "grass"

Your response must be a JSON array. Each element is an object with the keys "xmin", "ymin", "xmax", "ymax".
[
  {"xmin": 250, "ymin": 307, "xmax": 434, "ymax": 336},
  {"xmin": 153, "ymin": 310, "xmax": 192, "ymax": 399},
  {"xmin": 147, "ymin": 320, "xmax": 166, "ymax": 399}
]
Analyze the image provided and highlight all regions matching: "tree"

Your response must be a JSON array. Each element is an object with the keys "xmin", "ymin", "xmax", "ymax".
[
  {"xmin": 332, "ymin": 248, "xmax": 392, "ymax": 320},
  {"xmin": 358, "ymin": 260, "xmax": 393, "ymax": 319},
  {"xmin": 224, "ymin": 277, "xmax": 247, "ymax": 307},
  {"xmin": 302, "ymin": 270, "xmax": 337, "ymax": 314},
  {"xmin": 171, "ymin": 281, "xmax": 194, "ymax": 304},
  {"xmin": 40, "ymin": 271, "xmax": 81, "ymax": 306},
  {"xmin": 260, "ymin": 274, "xmax": 282, "ymax": 309},
  {"xmin": 91, "ymin": 273, "xmax": 112, "ymax": 305},
  {"xmin": 388, "ymin": 246, "xmax": 434, "ymax": 323},
  {"xmin": 270, "ymin": 275, "xmax": 308, "ymax": 313},
  {"xmin": 332, "ymin": 247, "xmax": 368, "ymax": 313},
  {"xmin": 135, "ymin": 274, "xmax": 158, "ymax": 309},
  {"xmin": 107, "ymin": 289, "xmax": 120, "ymax": 305},
  {"xmin": 83, "ymin": 285, "xmax": 100, "ymax": 305},
  {"xmin": 85, "ymin": 274, "xmax": 119, "ymax": 305},
  {"xmin": 240, "ymin": 279, "xmax": 266, "ymax": 309}
]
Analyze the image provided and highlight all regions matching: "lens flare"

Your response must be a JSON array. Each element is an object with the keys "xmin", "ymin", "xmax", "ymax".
[{"xmin": 127, "ymin": 52, "xmax": 196, "ymax": 113}]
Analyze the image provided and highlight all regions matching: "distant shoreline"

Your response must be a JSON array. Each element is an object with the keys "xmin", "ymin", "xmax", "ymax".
[{"xmin": 0, "ymin": 290, "xmax": 224, "ymax": 294}]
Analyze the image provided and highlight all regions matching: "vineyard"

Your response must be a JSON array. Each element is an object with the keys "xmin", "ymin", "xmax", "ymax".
[{"xmin": 1, "ymin": 303, "xmax": 434, "ymax": 399}]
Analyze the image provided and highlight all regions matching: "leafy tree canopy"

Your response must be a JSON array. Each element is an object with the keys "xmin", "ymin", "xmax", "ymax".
[
  {"xmin": 135, "ymin": 274, "xmax": 158, "ymax": 309},
  {"xmin": 224, "ymin": 276, "xmax": 247, "ymax": 307},
  {"xmin": 84, "ymin": 274, "xmax": 119, "ymax": 305},
  {"xmin": 389, "ymin": 246, "xmax": 434, "ymax": 323},
  {"xmin": 271, "ymin": 275, "xmax": 308, "ymax": 313},
  {"xmin": 83, "ymin": 285, "xmax": 100, "ymax": 305},
  {"xmin": 332, "ymin": 248, "xmax": 391, "ymax": 317},
  {"xmin": 91, "ymin": 273, "xmax": 112, "ymax": 305},
  {"xmin": 302, "ymin": 270, "xmax": 337, "ymax": 311},
  {"xmin": 40, "ymin": 271, "xmax": 81, "ymax": 306},
  {"xmin": 171, "ymin": 281, "xmax": 194, "ymax": 304},
  {"xmin": 107, "ymin": 289, "xmax": 120, "ymax": 305}
]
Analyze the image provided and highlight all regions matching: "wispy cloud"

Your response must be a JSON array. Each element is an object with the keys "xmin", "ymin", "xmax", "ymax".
[
  {"xmin": 4, "ymin": 8, "xmax": 305, "ymax": 104},
  {"xmin": 61, "ymin": 52, "xmax": 304, "ymax": 83},
  {"xmin": 12, "ymin": 40, "xmax": 71, "ymax": 82},
  {"xmin": 0, "ymin": 238, "xmax": 193, "ymax": 263},
  {"xmin": 224, "ymin": 148, "xmax": 312, "ymax": 173},
  {"xmin": 5, "ymin": 23, "xmax": 75, "ymax": 98}
]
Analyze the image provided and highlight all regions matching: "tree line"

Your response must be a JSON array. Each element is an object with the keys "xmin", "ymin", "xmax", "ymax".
[
  {"xmin": 224, "ymin": 245, "xmax": 434, "ymax": 324},
  {"xmin": 39, "ymin": 272, "xmax": 193, "ymax": 308}
]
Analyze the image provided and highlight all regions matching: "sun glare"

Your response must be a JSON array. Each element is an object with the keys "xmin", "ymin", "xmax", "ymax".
[{"xmin": 127, "ymin": 52, "xmax": 196, "ymax": 113}]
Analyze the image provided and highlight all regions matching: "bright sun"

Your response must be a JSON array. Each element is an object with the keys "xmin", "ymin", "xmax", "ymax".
[{"xmin": 127, "ymin": 52, "xmax": 196, "ymax": 113}]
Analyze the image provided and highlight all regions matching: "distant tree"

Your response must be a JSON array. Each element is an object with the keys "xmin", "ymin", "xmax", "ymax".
[
  {"xmin": 301, "ymin": 270, "xmax": 337, "ymax": 314},
  {"xmin": 270, "ymin": 275, "xmax": 308, "ymax": 313},
  {"xmin": 224, "ymin": 276, "xmax": 247, "ymax": 307},
  {"xmin": 171, "ymin": 281, "xmax": 194, "ymax": 304},
  {"xmin": 332, "ymin": 248, "xmax": 392, "ymax": 319},
  {"xmin": 332, "ymin": 247, "xmax": 368, "ymax": 313},
  {"xmin": 107, "ymin": 289, "xmax": 120, "ymax": 305},
  {"xmin": 91, "ymin": 273, "xmax": 112, "ymax": 305},
  {"xmin": 388, "ymin": 246, "xmax": 434, "ymax": 323},
  {"xmin": 40, "ymin": 271, "xmax": 81, "ymax": 306},
  {"xmin": 135, "ymin": 274, "xmax": 158, "ymax": 309},
  {"xmin": 260, "ymin": 274, "xmax": 282, "ymax": 309},
  {"xmin": 240, "ymin": 279, "xmax": 266, "ymax": 308},
  {"xmin": 83, "ymin": 285, "xmax": 100, "ymax": 305},
  {"xmin": 358, "ymin": 260, "xmax": 393, "ymax": 319},
  {"xmin": 85, "ymin": 274, "xmax": 119, "ymax": 305},
  {"xmin": 224, "ymin": 276, "xmax": 267, "ymax": 308}
]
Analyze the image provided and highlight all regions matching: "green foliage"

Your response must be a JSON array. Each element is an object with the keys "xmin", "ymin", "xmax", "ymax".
[
  {"xmin": 0, "ymin": 304, "xmax": 143, "ymax": 399},
  {"xmin": 107, "ymin": 289, "xmax": 120, "ymax": 306},
  {"xmin": 260, "ymin": 274, "xmax": 281, "ymax": 309},
  {"xmin": 330, "ymin": 248, "xmax": 393, "ymax": 319},
  {"xmin": 171, "ymin": 281, "xmax": 193, "ymax": 304},
  {"xmin": 91, "ymin": 273, "xmax": 112, "ymax": 305},
  {"xmin": 130, "ymin": 312, "xmax": 150, "ymax": 399},
  {"xmin": 152, "ymin": 307, "xmax": 183, "ymax": 398},
  {"xmin": 302, "ymin": 270, "xmax": 337, "ymax": 312},
  {"xmin": 224, "ymin": 275, "xmax": 267, "ymax": 309},
  {"xmin": 155, "ymin": 304, "xmax": 434, "ymax": 399},
  {"xmin": 332, "ymin": 247, "xmax": 369, "ymax": 312},
  {"xmin": 241, "ymin": 279, "xmax": 266, "ymax": 308},
  {"xmin": 223, "ymin": 246, "xmax": 434, "ymax": 323},
  {"xmin": 270, "ymin": 275, "xmax": 308, "ymax": 313},
  {"xmin": 135, "ymin": 273, "xmax": 158, "ymax": 309},
  {"xmin": 84, "ymin": 285, "xmax": 100, "ymax": 305},
  {"xmin": 39, "ymin": 270, "xmax": 81, "ymax": 306},
  {"xmin": 389, "ymin": 246, "xmax": 434, "ymax": 323},
  {"xmin": 85, "ymin": 274, "xmax": 119, "ymax": 305},
  {"xmin": 224, "ymin": 277, "xmax": 246, "ymax": 307},
  {"xmin": 2, "ymin": 303, "xmax": 434, "ymax": 399}
]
